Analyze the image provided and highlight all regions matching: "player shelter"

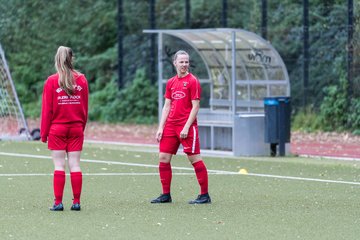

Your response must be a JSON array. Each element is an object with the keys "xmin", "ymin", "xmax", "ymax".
[{"xmin": 144, "ymin": 28, "xmax": 290, "ymax": 156}]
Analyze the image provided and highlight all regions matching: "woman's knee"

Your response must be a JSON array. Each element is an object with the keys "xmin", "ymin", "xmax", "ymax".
[
  {"xmin": 53, "ymin": 159, "xmax": 66, "ymax": 171},
  {"xmin": 67, "ymin": 151, "xmax": 82, "ymax": 172},
  {"xmin": 187, "ymin": 154, "xmax": 202, "ymax": 164},
  {"xmin": 159, "ymin": 153, "xmax": 172, "ymax": 163}
]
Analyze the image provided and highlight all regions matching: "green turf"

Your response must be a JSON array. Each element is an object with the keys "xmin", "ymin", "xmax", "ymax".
[{"xmin": 1, "ymin": 141, "xmax": 360, "ymax": 240}]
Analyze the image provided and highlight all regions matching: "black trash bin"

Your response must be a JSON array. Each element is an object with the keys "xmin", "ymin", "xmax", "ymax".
[{"xmin": 264, "ymin": 97, "xmax": 291, "ymax": 156}]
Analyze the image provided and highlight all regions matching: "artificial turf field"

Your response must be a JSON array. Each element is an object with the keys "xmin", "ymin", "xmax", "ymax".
[{"xmin": 1, "ymin": 141, "xmax": 360, "ymax": 240}]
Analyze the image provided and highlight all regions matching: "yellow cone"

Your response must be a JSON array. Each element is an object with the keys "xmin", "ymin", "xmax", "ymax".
[{"xmin": 239, "ymin": 168, "xmax": 248, "ymax": 174}]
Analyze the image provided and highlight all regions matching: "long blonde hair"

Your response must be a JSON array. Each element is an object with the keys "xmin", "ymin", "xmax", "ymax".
[{"xmin": 55, "ymin": 46, "xmax": 76, "ymax": 95}]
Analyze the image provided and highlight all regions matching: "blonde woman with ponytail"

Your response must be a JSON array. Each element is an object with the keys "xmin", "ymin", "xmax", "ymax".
[
  {"xmin": 151, "ymin": 50, "xmax": 211, "ymax": 205},
  {"xmin": 41, "ymin": 46, "xmax": 89, "ymax": 211}
]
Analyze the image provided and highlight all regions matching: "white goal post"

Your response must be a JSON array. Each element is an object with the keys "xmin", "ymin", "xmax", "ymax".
[{"xmin": 0, "ymin": 43, "xmax": 32, "ymax": 140}]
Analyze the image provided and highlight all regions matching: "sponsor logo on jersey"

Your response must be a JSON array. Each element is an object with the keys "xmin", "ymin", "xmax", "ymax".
[
  {"xmin": 56, "ymin": 85, "xmax": 82, "ymax": 93},
  {"xmin": 172, "ymin": 91, "xmax": 186, "ymax": 100},
  {"xmin": 57, "ymin": 95, "xmax": 81, "ymax": 100}
]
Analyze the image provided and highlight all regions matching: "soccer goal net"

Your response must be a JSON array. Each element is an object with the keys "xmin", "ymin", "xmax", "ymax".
[{"xmin": 0, "ymin": 43, "xmax": 32, "ymax": 140}]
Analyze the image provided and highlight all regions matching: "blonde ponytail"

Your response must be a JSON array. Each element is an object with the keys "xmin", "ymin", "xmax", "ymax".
[{"xmin": 55, "ymin": 46, "xmax": 75, "ymax": 95}]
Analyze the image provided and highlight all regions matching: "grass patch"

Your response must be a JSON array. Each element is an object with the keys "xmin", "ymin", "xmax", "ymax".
[{"xmin": 1, "ymin": 141, "xmax": 360, "ymax": 240}]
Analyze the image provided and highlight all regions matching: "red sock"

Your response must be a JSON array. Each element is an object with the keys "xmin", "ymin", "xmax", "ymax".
[
  {"xmin": 70, "ymin": 172, "xmax": 82, "ymax": 204},
  {"xmin": 159, "ymin": 162, "xmax": 172, "ymax": 194},
  {"xmin": 53, "ymin": 170, "xmax": 65, "ymax": 205},
  {"xmin": 192, "ymin": 161, "xmax": 209, "ymax": 195}
]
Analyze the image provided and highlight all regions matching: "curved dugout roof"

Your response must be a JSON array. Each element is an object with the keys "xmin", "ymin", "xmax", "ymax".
[{"xmin": 144, "ymin": 28, "xmax": 290, "ymax": 114}]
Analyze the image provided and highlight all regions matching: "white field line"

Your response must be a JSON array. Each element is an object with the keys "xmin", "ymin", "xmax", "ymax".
[
  {"xmin": 85, "ymin": 140, "xmax": 157, "ymax": 148},
  {"xmin": 1, "ymin": 152, "xmax": 360, "ymax": 186},
  {"xmin": 0, "ymin": 173, "xmax": 194, "ymax": 177},
  {"xmin": 244, "ymin": 172, "xmax": 360, "ymax": 185},
  {"xmin": 85, "ymin": 140, "xmax": 234, "ymax": 157},
  {"xmin": 0, "ymin": 152, "xmax": 230, "ymax": 174},
  {"xmin": 297, "ymin": 154, "xmax": 360, "ymax": 162}
]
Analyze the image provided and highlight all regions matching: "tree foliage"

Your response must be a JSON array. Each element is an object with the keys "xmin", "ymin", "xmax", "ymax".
[
  {"xmin": 90, "ymin": 68, "xmax": 157, "ymax": 123},
  {"xmin": 0, "ymin": 0, "xmax": 359, "ymax": 130}
]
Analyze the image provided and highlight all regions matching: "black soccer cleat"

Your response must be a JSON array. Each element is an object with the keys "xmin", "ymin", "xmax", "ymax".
[
  {"xmin": 50, "ymin": 202, "xmax": 64, "ymax": 211},
  {"xmin": 150, "ymin": 193, "xmax": 172, "ymax": 203},
  {"xmin": 70, "ymin": 203, "xmax": 81, "ymax": 211},
  {"xmin": 188, "ymin": 193, "xmax": 211, "ymax": 204}
]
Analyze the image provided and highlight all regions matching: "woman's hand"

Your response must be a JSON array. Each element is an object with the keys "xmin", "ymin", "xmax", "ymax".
[
  {"xmin": 180, "ymin": 127, "xmax": 189, "ymax": 139},
  {"xmin": 156, "ymin": 128, "xmax": 163, "ymax": 142}
]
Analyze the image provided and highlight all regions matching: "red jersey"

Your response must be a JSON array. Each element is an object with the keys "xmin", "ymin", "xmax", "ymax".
[
  {"xmin": 165, "ymin": 73, "xmax": 201, "ymax": 126},
  {"xmin": 40, "ymin": 73, "xmax": 89, "ymax": 142}
]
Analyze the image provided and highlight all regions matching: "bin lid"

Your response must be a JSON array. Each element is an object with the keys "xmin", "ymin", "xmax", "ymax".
[
  {"xmin": 264, "ymin": 96, "xmax": 290, "ymax": 105},
  {"xmin": 264, "ymin": 98, "xmax": 279, "ymax": 105}
]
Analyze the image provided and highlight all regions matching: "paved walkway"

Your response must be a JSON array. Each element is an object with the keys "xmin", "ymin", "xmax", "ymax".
[
  {"xmin": 290, "ymin": 131, "xmax": 360, "ymax": 160},
  {"xmin": 291, "ymin": 142, "xmax": 360, "ymax": 160},
  {"xmin": 27, "ymin": 120, "xmax": 360, "ymax": 160},
  {"xmin": 83, "ymin": 123, "xmax": 360, "ymax": 160}
]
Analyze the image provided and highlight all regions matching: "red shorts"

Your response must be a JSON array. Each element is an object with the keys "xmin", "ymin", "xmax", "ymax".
[
  {"xmin": 48, "ymin": 124, "xmax": 84, "ymax": 152},
  {"xmin": 159, "ymin": 123, "xmax": 200, "ymax": 155}
]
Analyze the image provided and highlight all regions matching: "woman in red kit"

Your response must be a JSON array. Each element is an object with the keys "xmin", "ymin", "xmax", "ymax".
[
  {"xmin": 41, "ymin": 46, "xmax": 88, "ymax": 211},
  {"xmin": 151, "ymin": 50, "xmax": 211, "ymax": 204}
]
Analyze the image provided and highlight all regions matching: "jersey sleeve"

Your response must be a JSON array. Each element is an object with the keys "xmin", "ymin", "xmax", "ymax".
[
  {"xmin": 40, "ymin": 79, "xmax": 53, "ymax": 142},
  {"xmin": 83, "ymin": 75, "xmax": 89, "ymax": 131},
  {"xmin": 164, "ymin": 78, "xmax": 172, "ymax": 99},
  {"xmin": 190, "ymin": 76, "xmax": 201, "ymax": 100}
]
